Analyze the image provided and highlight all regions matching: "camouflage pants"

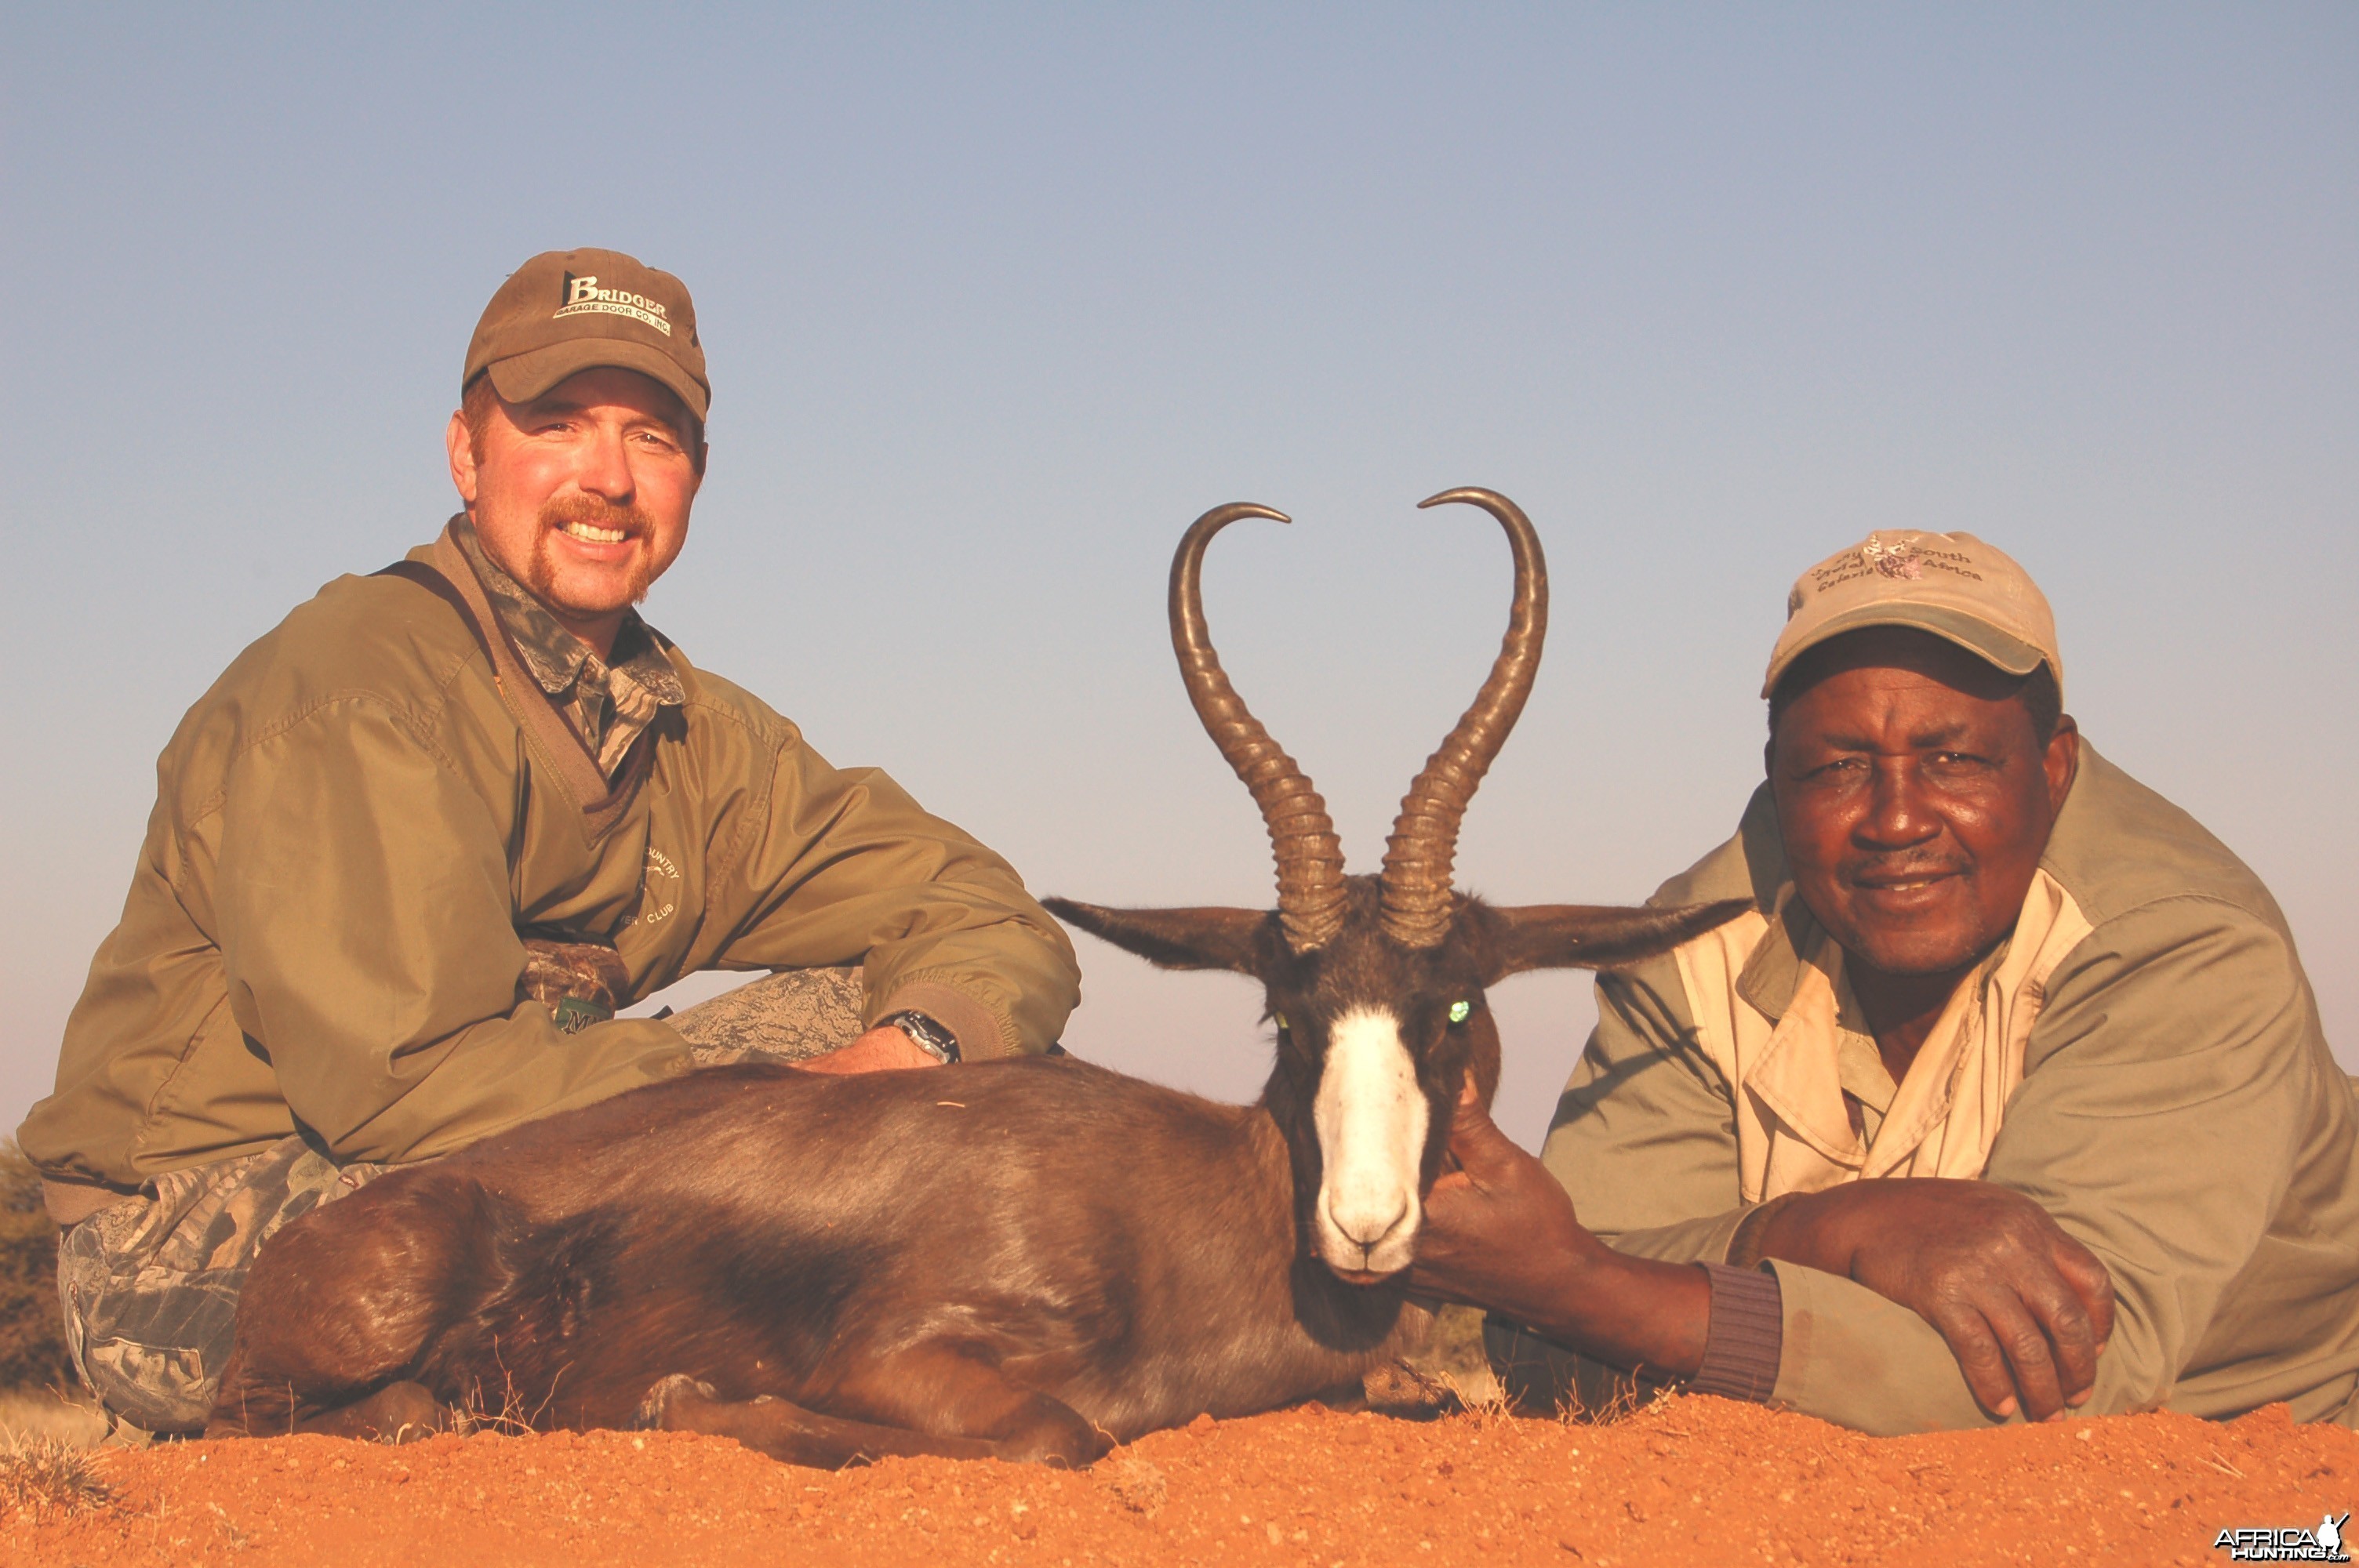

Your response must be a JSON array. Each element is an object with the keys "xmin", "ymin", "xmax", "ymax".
[
  {"xmin": 53, "ymin": 967, "xmax": 864, "ymax": 1436},
  {"xmin": 56, "ymin": 1138, "xmax": 385, "ymax": 1435}
]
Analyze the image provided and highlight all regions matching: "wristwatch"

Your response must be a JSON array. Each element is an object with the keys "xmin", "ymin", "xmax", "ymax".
[{"xmin": 879, "ymin": 1009, "xmax": 961, "ymax": 1064}]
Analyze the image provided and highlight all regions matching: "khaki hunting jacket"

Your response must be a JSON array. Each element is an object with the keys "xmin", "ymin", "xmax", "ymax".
[
  {"xmin": 1542, "ymin": 744, "xmax": 2359, "ymax": 1432},
  {"xmin": 21, "ymin": 525, "xmax": 1081, "ymax": 1198}
]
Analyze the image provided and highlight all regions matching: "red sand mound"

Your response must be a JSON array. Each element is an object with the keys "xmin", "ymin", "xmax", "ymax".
[{"xmin": 9, "ymin": 1396, "xmax": 2353, "ymax": 1567}]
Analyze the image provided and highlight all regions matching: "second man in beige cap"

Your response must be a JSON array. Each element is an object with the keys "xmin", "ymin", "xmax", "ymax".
[{"xmin": 1407, "ymin": 529, "xmax": 2359, "ymax": 1434}]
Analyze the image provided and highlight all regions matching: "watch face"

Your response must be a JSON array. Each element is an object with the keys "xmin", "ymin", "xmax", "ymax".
[{"xmin": 888, "ymin": 1011, "xmax": 958, "ymax": 1062}]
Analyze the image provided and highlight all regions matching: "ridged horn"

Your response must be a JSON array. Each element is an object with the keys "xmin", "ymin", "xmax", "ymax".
[
  {"xmin": 1378, "ymin": 488, "xmax": 1549, "ymax": 948},
  {"xmin": 1171, "ymin": 503, "xmax": 1350, "ymax": 953}
]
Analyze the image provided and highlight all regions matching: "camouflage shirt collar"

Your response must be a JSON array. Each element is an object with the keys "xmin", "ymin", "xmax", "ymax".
[
  {"xmin": 449, "ymin": 515, "xmax": 685, "ymax": 779},
  {"xmin": 449, "ymin": 515, "xmax": 685, "ymax": 708}
]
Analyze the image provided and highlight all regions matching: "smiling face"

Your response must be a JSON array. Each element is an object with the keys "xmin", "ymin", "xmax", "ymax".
[
  {"xmin": 1768, "ymin": 628, "xmax": 2078, "ymax": 982},
  {"xmin": 445, "ymin": 366, "xmax": 705, "ymax": 654}
]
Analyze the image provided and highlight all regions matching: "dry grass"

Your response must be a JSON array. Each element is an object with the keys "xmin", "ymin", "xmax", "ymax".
[
  {"xmin": 0, "ymin": 1388, "xmax": 111, "ymax": 1447},
  {"xmin": 449, "ymin": 1354, "xmax": 565, "ymax": 1441},
  {"xmin": 0, "ymin": 1142, "xmax": 74, "ymax": 1395},
  {"xmin": 1559, "ymin": 1374, "xmax": 1677, "ymax": 1427},
  {"xmin": 1354, "ymin": 1302, "xmax": 1518, "ymax": 1420},
  {"xmin": 1403, "ymin": 1302, "xmax": 1509, "ymax": 1412},
  {"xmin": 1441, "ymin": 1368, "xmax": 1515, "ymax": 1423},
  {"xmin": 0, "ymin": 1430, "xmax": 114, "ymax": 1519}
]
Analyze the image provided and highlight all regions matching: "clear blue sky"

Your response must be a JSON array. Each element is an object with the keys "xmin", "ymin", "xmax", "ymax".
[{"xmin": 4, "ymin": 5, "xmax": 2352, "ymax": 1151}]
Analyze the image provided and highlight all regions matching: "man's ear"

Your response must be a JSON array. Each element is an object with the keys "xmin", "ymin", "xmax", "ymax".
[
  {"xmin": 1043, "ymin": 898, "xmax": 1272, "ymax": 978},
  {"xmin": 1476, "ymin": 898, "xmax": 1754, "ymax": 981},
  {"xmin": 2045, "ymin": 716, "xmax": 2081, "ymax": 817},
  {"xmin": 446, "ymin": 410, "xmax": 480, "ymax": 506}
]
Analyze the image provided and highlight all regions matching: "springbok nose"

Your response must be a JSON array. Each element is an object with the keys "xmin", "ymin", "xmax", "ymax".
[{"xmin": 1326, "ymin": 1192, "xmax": 1412, "ymax": 1251}]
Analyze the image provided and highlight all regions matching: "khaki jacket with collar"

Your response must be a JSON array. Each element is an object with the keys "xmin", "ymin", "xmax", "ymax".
[
  {"xmin": 21, "ymin": 527, "xmax": 1081, "ymax": 1196},
  {"xmin": 1539, "ymin": 743, "xmax": 2359, "ymax": 1432}
]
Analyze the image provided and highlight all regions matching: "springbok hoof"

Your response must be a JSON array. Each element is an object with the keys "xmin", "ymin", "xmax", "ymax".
[
  {"xmin": 634, "ymin": 1374, "xmax": 718, "ymax": 1430},
  {"xmin": 372, "ymin": 1381, "xmax": 451, "ymax": 1443}
]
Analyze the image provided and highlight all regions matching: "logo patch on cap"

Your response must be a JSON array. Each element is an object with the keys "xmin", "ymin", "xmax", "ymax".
[
  {"xmin": 1859, "ymin": 532, "xmax": 1923, "ymax": 580},
  {"xmin": 554, "ymin": 273, "xmax": 672, "ymax": 337}
]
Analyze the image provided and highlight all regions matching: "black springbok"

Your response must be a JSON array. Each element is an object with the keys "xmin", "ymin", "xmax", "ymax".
[{"xmin": 205, "ymin": 488, "xmax": 1742, "ymax": 1466}]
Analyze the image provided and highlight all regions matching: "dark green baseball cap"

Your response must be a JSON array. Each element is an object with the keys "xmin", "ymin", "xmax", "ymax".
[{"xmin": 463, "ymin": 248, "xmax": 709, "ymax": 419}]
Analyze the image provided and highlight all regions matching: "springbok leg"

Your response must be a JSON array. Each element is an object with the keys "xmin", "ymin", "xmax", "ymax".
[
  {"xmin": 642, "ymin": 1341, "xmax": 1115, "ymax": 1469},
  {"xmin": 637, "ymin": 1376, "xmax": 1004, "ymax": 1467},
  {"xmin": 202, "ymin": 1370, "xmax": 452, "ymax": 1442},
  {"xmin": 815, "ymin": 1344, "xmax": 1114, "ymax": 1467},
  {"xmin": 296, "ymin": 1381, "xmax": 451, "ymax": 1442}
]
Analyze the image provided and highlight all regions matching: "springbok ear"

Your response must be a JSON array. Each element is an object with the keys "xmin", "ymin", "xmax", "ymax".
[
  {"xmin": 1043, "ymin": 898, "xmax": 1274, "ymax": 978},
  {"xmin": 1478, "ymin": 898, "xmax": 1753, "ymax": 979}
]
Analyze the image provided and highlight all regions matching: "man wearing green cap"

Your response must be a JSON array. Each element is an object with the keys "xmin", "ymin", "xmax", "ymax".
[
  {"xmin": 19, "ymin": 249, "xmax": 1082, "ymax": 1435},
  {"xmin": 1409, "ymin": 530, "xmax": 2359, "ymax": 1432}
]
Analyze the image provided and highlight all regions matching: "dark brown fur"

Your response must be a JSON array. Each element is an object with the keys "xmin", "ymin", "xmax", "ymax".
[{"xmin": 205, "ymin": 880, "xmax": 1742, "ymax": 1465}]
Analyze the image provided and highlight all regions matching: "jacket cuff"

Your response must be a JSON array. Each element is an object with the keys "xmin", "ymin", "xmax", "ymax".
[
  {"xmin": 1690, "ymin": 1261, "xmax": 1783, "ymax": 1402},
  {"xmin": 42, "ymin": 1177, "xmax": 138, "ymax": 1228},
  {"xmin": 878, "ymin": 979, "xmax": 1014, "ymax": 1062}
]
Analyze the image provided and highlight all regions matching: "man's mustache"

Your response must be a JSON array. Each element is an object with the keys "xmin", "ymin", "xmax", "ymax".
[
  {"xmin": 1844, "ymin": 854, "xmax": 1972, "ymax": 884},
  {"xmin": 538, "ymin": 494, "xmax": 657, "ymax": 535}
]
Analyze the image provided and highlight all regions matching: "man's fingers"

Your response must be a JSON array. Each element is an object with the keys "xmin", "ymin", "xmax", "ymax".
[
  {"xmin": 1405, "ymin": 1172, "xmax": 1496, "ymax": 1305},
  {"xmin": 1977, "ymin": 1291, "xmax": 2070, "ymax": 1422},
  {"xmin": 1445, "ymin": 1087, "xmax": 1526, "ymax": 1179},
  {"xmin": 2017, "ymin": 1265, "xmax": 2102, "ymax": 1403},
  {"xmin": 1928, "ymin": 1303, "xmax": 2021, "ymax": 1420},
  {"xmin": 2050, "ymin": 1236, "xmax": 2117, "ymax": 1351}
]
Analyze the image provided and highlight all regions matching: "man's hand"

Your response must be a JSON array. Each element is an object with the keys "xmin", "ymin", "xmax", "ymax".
[
  {"xmin": 1753, "ymin": 1178, "xmax": 2115, "ymax": 1421},
  {"xmin": 1408, "ymin": 1083, "xmax": 1710, "ymax": 1377},
  {"xmin": 797, "ymin": 1025, "xmax": 944, "ymax": 1076},
  {"xmin": 1407, "ymin": 1083, "xmax": 1594, "ymax": 1319}
]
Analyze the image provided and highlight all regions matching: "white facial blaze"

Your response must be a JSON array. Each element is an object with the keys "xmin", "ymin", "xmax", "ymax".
[{"xmin": 1312, "ymin": 1007, "xmax": 1430, "ymax": 1277}]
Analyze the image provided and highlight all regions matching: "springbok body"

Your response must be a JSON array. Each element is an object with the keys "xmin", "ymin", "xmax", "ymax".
[
  {"xmin": 207, "ymin": 488, "xmax": 1741, "ymax": 1465},
  {"xmin": 213, "ymin": 1044, "xmax": 1423, "ymax": 1461}
]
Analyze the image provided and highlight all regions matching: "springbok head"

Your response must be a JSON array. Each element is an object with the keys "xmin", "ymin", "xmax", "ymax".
[{"xmin": 1048, "ymin": 488, "xmax": 1747, "ymax": 1283}]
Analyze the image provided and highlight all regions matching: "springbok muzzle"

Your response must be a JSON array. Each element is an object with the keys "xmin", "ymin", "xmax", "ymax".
[{"xmin": 1311, "ymin": 1007, "xmax": 1430, "ymax": 1278}]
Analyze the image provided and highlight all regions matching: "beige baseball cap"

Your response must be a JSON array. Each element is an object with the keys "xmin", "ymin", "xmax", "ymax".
[
  {"xmin": 463, "ymin": 248, "xmax": 709, "ymax": 420},
  {"xmin": 1763, "ymin": 530, "xmax": 2063, "ymax": 701}
]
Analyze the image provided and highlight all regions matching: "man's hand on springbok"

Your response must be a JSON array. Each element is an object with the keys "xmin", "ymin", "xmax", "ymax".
[
  {"xmin": 1407, "ymin": 1081, "xmax": 1590, "ymax": 1317},
  {"xmin": 797, "ymin": 1025, "xmax": 944, "ymax": 1076}
]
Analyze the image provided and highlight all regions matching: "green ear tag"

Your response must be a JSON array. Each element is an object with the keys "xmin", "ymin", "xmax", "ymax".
[
  {"xmin": 1448, "ymin": 1000, "xmax": 1473, "ymax": 1025},
  {"xmin": 1274, "ymin": 1012, "xmax": 1290, "ymax": 1032}
]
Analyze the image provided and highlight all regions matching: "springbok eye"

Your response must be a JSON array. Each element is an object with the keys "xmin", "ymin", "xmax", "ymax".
[{"xmin": 1448, "ymin": 1000, "xmax": 1473, "ymax": 1025}]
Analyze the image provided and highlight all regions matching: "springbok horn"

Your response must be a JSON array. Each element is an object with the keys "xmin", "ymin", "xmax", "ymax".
[
  {"xmin": 1378, "ymin": 488, "xmax": 1549, "ymax": 948},
  {"xmin": 1171, "ymin": 503, "xmax": 1350, "ymax": 953}
]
